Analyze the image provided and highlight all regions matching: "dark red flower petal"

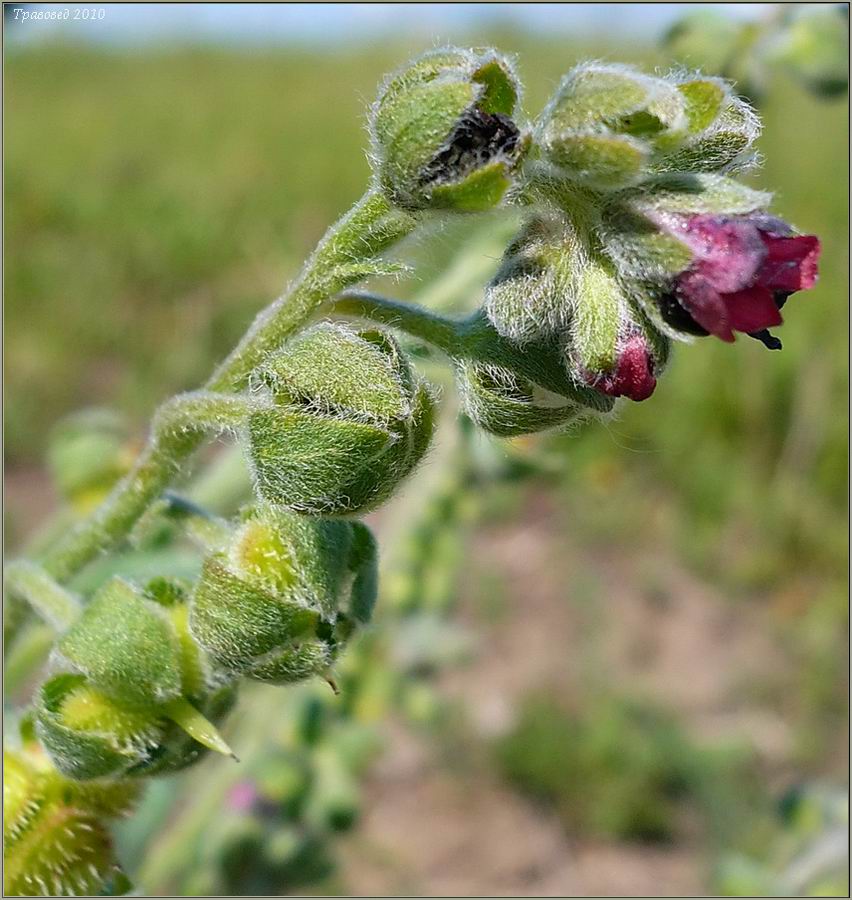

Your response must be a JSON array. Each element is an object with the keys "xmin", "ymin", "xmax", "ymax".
[
  {"xmin": 722, "ymin": 286, "xmax": 783, "ymax": 333},
  {"xmin": 590, "ymin": 334, "xmax": 657, "ymax": 402},
  {"xmin": 668, "ymin": 215, "xmax": 820, "ymax": 344},
  {"xmin": 675, "ymin": 270, "xmax": 736, "ymax": 342},
  {"xmin": 757, "ymin": 234, "xmax": 820, "ymax": 292},
  {"xmin": 681, "ymin": 215, "xmax": 767, "ymax": 294}
]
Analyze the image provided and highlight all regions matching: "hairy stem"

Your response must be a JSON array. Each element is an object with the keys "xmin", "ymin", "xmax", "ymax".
[
  {"xmin": 38, "ymin": 393, "xmax": 259, "ymax": 585},
  {"xmin": 331, "ymin": 291, "xmax": 610, "ymax": 409},
  {"xmin": 4, "ymin": 562, "xmax": 81, "ymax": 631},
  {"xmin": 7, "ymin": 191, "xmax": 414, "ymax": 600},
  {"xmin": 331, "ymin": 291, "xmax": 467, "ymax": 355}
]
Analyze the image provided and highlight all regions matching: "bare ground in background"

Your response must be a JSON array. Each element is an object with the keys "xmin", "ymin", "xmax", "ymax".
[{"xmin": 341, "ymin": 489, "xmax": 797, "ymax": 897}]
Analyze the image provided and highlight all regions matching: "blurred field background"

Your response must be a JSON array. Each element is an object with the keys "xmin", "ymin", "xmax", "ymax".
[{"xmin": 4, "ymin": 3, "xmax": 848, "ymax": 896}]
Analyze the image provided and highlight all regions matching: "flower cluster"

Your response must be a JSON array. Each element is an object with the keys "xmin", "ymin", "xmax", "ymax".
[
  {"xmin": 456, "ymin": 62, "xmax": 821, "ymax": 426},
  {"xmin": 4, "ymin": 47, "xmax": 825, "ymax": 897}
]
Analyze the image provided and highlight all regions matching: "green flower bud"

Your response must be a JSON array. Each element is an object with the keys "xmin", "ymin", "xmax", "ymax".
[
  {"xmin": 563, "ymin": 255, "xmax": 667, "ymax": 402},
  {"xmin": 370, "ymin": 47, "xmax": 524, "ymax": 211},
  {"xmin": 3, "ymin": 747, "xmax": 138, "ymax": 896},
  {"xmin": 480, "ymin": 211, "xmax": 668, "ymax": 406},
  {"xmin": 247, "ymin": 323, "xmax": 435, "ymax": 515},
  {"xmin": 38, "ymin": 577, "xmax": 236, "ymax": 779},
  {"xmin": 56, "ymin": 578, "xmax": 186, "ymax": 710},
  {"xmin": 455, "ymin": 360, "xmax": 581, "ymax": 436},
  {"xmin": 534, "ymin": 64, "xmax": 689, "ymax": 190},
  {"xmin": 652, "ymin": 79, "xmax": 760, "ymax": 174},
  {"xmin": 483, "ymin": 213, "xmax": 577, "ymax": 345},
  {"xmin": 35, "ymin": 673, "xmax": 166, "ymax": 780},
  {"xmin": 46, "ymin": 409, "xmax": 135, "ymax": 513},
  {"xmin": 190, "ymin": 505, "xmax": 378, "ymax": 685},
  {"xmin": 533, "ymin": 64, "xmax": 759, "ymax": 189},
  {"xmin": 36, "ymin": 672, "xmax": 238, "ymax": 781}
]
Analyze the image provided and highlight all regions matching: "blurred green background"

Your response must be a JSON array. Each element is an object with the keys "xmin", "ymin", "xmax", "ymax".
[{"xmin": 4, "ymin": 4, "xmax": 848, "ymax": 896}]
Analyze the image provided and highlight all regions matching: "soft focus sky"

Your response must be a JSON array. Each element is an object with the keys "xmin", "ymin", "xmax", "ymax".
[{"xmin": 6, "ymin": 2, "xmax": 776, "ymax": 46}]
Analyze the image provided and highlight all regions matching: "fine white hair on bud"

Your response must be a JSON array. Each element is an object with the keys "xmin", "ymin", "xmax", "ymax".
[
  {"xmin": 3, "ymin": 747, "xmax": 138, "ymax": 896},
  {"xmin": 484, "ymin": 212, "xmax": 584, "ymax": 345},
  {"xmin": 652, "ymin": 73, "xmax": 762, "ymax": 174},
  {"xmin": 189, "ymin": 506, "xmax": 378, "ymax": 686},
  {"xmin": 246, "ymin": 322, "xmax": 435, "ymax": 515},
  {"xmin": 456, "ymin": 359, "xmax": 582, "ymax": 436},
  {"xmin": 36, "ymin": 577, "xmax": 236, "ymax": 780},
  {"xmin": 532, "ymin": 62, "xmax": 689, "ymax": 190},
  {"xmin": 369, "ymin": 46, "xmax": 525, "ymax": 211},
  {"xmin": 529, "ymin": 62, "xmax": 761, "ymax": 192}
]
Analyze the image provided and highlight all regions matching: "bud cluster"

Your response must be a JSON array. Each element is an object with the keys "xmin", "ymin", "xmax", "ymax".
[
  {"xmin": 460, "ymin": 62, "xmax": 820, "ymax": 431},
  {"xmin": 30, "ymin": 323, "xmax": 431, "ymax": 787}
]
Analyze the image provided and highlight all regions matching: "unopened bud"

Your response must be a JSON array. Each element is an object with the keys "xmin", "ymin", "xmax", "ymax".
[
  {"xmin": 38, "ymin": 578, "xmax": 235, "ymax": 779},
  {"xmin": 190, "ymin": 506, "xmax": 378, "ymax": 686},
  {"xmin": 456, "ymin": 361, "xmax": 581, "ymax": 435},
  {"xmin": 566, "ymin": 256, "xmax": 664, "ymax": 402},
  {"xmin": 370, "ymin": 47, "xmax": 524, "ymax": 211},
  {"xmin": 653, "ymin": 80, "xmax": 760, "ymax": 174},
  {"xmin": 534, "ymin": 64, "xmax": 689, "ymax": 190},
  {"xmin": 3, "ymin": 747, "xmax": 138, "ymax": 896},
  {"xmin": 247, "ymin": 323, "xmax": 434, "ymax": 515},
  {"xmin": 481, "ymin": 213, "xmax": 657, "ymax": 409}
]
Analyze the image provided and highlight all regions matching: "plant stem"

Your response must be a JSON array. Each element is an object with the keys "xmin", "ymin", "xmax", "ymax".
[
  {"xmin": 330, "ymin": 291, "xmax": 467, "ymax": 356},
  {"xmin": 4, "ymin": 562, "xmax": 80, "ymax": 631},
  {"xmin": 10, "ymin": 191, "xmax": 414, "ymax": 594},
  {"xmin": 206, "ymin": 190, "xmax": 414, "ymax": 391},
  {"xmin": 331, "ymin": 291, "xmax": 611, "ymax": 410},
  {"xmin": 38, "ymin": 393, "xmax": 259, "ymax": 585}
]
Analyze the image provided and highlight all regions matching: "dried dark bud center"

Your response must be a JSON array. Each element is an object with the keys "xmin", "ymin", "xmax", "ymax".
[{"xmin": 420, "ymin": 108, "xmax": 520, "ymax": 186}]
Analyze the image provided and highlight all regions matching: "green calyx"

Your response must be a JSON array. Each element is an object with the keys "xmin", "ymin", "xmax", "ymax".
[
  {"xmin": 37, "ymin": 577, "xmax": 236, "ymax": 779},
  {"xmin": 247, "ymin": 323, "xmax": 435, "ymax": 515},
  {"xmin": 370, "ymin": 46, "xmax": 523, "ymax": 211},
  {"xmin": 3, "ymin": 747, "xmax": 138, "ymax": 896},
  {"xmin": 455, "ymin": 360, "xmax": 581, "ymax": 437},
  {"xmin": 56, "ymin": 578, "xmax": 186, "ymax": 709},
  {"xmin": 190, "ymin": 506, "xmax": 378, "ymax": 685},
  {"xmin": 652, "ymin": 83, "xmax": 760, "ymax": 174},
  {"xmin": 534, "ymin": 64, "xmax": 687, "ymax": 190},
  {"xmin": 531, "ymin": 63, "xmax": 758, "ymax": 191},
  {"xmin": 35, "ymin": 674, "xmax": 165, "ymax": 780}
]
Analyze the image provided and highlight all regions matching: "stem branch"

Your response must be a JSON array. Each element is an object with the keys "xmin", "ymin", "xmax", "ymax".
[
  {"xmin": 8, "ymin": 190, "xmax": 415, "ymax": 596},
  {"xmin": 331, "ymin": 291, "xmax": 467, "ymax": 356}
]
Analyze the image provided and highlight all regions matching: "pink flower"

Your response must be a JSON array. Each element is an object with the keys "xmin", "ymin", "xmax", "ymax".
[
  {"xmin": 660, "ymin": 213, "xmax": 820, "ymax": 345},
  {"xmin": 227, "ymin": 780, "xmax": 259, "ymax": 813},
  {"xmin": 584, "ymin": 333, "xmax": 657, "ymax": 401}
]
